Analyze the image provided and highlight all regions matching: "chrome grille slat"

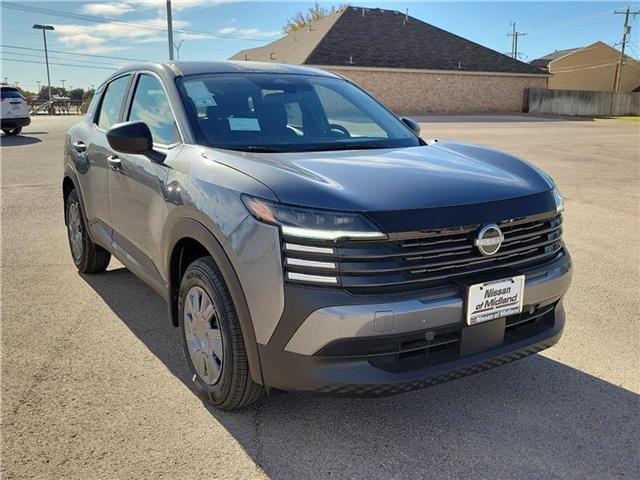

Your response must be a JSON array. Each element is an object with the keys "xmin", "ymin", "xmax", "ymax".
[{"xmin": 282, "ymin": 213, "xmax": 564, "ymax": 292}]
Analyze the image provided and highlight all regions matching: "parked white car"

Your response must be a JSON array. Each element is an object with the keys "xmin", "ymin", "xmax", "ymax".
[{"xmin": 1, "ymin": 86, "xmax": 31, "ymax": 136}]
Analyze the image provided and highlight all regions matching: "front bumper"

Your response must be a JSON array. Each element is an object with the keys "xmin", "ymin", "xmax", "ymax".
[
  {"xmin": 1, "ymin": 116, "xmax": 30, "ymax": 129},
  {"xmin": 258, "ymin": 251, "xmax": 572, "ymax": 395}
]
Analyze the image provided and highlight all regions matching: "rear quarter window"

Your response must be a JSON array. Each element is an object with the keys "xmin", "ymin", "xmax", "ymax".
[{"xmin": 1, "ymin": 88, "xmax": 24, "ymax": 100}]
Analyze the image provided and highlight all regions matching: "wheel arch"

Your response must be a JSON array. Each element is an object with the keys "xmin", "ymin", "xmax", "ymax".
[
  {"xmin": 166, "ymin": 218, "xmax": 265, "ymax": 387},
  {"xmin": 62, "ymin": 168, "xmax": 85, "ymax": 225}
]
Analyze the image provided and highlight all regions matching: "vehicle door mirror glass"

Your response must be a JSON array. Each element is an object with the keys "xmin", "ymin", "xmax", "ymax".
[
  {"xmin": 400, "ymin": 117, "xmax": 421, "ymax": 137},
  {"xmin": 106, "ymin": 121, "xmax": 165, "ymax": 163}
]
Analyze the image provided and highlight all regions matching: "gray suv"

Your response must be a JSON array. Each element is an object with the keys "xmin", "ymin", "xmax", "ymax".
[{"xmin": 64, "ymin": 62, "xmax": 571, "ymax": 410}]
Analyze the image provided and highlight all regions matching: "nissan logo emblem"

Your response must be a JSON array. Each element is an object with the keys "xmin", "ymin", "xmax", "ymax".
[{"xmin": 474, "ymin": 224, "xmax": 504, "ymax": 256}]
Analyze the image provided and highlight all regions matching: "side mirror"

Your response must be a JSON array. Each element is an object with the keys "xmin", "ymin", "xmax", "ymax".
[
  {"xmin": 106, "ymin": 121, "xmax": 165, "ymax": 163},
  {"xmin": 400, "ymin": 117, "xmax": 421, "ymax": 137}
]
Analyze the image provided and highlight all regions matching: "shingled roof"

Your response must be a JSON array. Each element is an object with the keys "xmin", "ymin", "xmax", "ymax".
[
  {"xmin": 529, "ymin": 47, "xmax": 581, "ymax": 69},
  {"xmin": 231, "ymin": 6, "xmax": 546, "ymax": 76}
]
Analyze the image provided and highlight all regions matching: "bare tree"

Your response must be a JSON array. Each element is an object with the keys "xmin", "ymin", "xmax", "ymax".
[{"xmin": 283, "ymin": 2, "xmax": 346, "ymax": 34}]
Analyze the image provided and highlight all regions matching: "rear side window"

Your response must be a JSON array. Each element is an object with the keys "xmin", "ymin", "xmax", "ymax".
[
  {"xmin": 127, "ymin": 74, "xmax": 179, "ymax": 146},
  {"xmin": 97, "ymin": 75, "xmax": 130, "ymax": 130},
  {"xmin": 1, "ymin": 88, "xmax": 24, "ymax": 100}
]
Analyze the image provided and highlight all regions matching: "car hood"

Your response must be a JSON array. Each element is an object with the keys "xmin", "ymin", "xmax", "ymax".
[{"xmin": 204, "ymin": 141, "xmax": 554, "ymax": 212}]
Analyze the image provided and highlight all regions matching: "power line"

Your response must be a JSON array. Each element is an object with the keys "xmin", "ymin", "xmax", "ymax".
[
  {"xmin": 0, "ymin": 57, "xmax": 117, "ymax": 71},
  {"xmin": 0, "ymin": 44, "xmax": 146, "ymax": 62},
  {"xmin": 0, "ymin": 50, "xmax": 125, "ymax": 67},
  {"xmin": 1, "ymin": 2, "xmax": 278, "ymax": 43},
  {"xmin": 524, "ymin": 9, "xmax": 615, "ymax": 34}
]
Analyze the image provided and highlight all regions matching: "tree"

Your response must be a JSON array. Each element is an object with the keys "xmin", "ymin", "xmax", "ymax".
[
  {"xmin": 69, "ymin": 88, "xmax": 84, "ymax": 101},
  {"xmin": 283, "ymin": 2, "xmax": 346, "ymax": 34}
]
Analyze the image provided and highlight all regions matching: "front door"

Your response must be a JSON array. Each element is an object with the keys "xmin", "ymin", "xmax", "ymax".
[
  {"xmin": 107, "ymin": 73, "xmax": 182, "ymax": 288},
  {"xmin": 79, "ymin": 74, "xmax": 131, "ymax": 243}
]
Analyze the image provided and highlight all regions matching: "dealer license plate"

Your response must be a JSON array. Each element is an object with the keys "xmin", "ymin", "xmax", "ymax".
[{"xmin": 466, "ymin": 275, "xmax": 525, "ymax": 325}]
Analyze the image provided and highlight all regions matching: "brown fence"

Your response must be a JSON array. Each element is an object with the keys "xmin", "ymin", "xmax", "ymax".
[{"xmin": 525, "ymin": 88, "xmax": 640, "ymax": 116}]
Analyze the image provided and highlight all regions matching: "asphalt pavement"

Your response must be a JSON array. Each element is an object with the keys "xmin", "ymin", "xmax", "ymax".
[{"xmin": 1, "ymin": 115, "xmax": 638, "ymax": 479}]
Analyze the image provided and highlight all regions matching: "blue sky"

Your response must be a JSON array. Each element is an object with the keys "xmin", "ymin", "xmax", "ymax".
[{"xmin": 1, "ymin": 1, "xmax": 638, "ymax": 92}]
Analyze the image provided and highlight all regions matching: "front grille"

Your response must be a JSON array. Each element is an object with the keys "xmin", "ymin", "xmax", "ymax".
[{"xmin": 283, "ymin": 212, "xmax": 564, "ymax": 293}]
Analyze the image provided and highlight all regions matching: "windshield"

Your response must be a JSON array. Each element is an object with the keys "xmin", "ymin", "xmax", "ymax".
[{"xmin": 177, "ymin": 73, "xmax": 420, "ymax": 152}]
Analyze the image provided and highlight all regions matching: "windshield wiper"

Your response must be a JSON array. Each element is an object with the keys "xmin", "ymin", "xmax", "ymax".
[
  {"xmin": 220, "ymin": 145, "xmax": 283, "ymax": 153},
  {"xmin": 308, "ymin": 143, "xmax": 388, "ymax": 152}
]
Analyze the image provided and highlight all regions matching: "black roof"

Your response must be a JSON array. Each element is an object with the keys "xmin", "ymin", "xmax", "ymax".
[
  {"xmin": 233, "ymin": 7, "xmax": 546, "ymax": 76},
  {"xmin": 310, "ymin": 7, "xmax": 544, "ymax": 74}
]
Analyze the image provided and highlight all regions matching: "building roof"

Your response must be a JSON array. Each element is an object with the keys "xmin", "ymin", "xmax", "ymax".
[
  {"xmin": 231, "ymin": 6, "xmax": 547, "ymax": 76},
  {"xmin": 529, "ymin": 47, "xmax": 582, "ymax": 69}
]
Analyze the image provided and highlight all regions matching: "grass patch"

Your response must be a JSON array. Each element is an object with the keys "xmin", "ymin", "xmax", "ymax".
[{"xmin": 594, "ymin": 116, "xmax": 640, "ymax": 124}]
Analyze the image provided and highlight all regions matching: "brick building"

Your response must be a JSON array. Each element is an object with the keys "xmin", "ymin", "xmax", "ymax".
[{"xmin": 230, "ymin": 6, "xmax": 549, "ymax": 114}]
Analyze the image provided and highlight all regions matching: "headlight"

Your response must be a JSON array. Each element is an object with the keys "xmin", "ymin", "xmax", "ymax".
[
  {"xmin": 552, "ymin": 187, "xmax": 564, "ymax": 213},
  {"xmin": 242, "ymin": 195, "xmax": 386, "ymax": 241}
]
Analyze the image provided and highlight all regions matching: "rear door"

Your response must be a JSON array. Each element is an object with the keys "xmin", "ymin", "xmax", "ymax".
[
  {"xmin": 108, "ymin": 72, "xmax": 182, "ymax": 288},
  {"xmin": 78, "ymin": 74, "xmax": 132, "ymax": 241},
  {"xmin": 1, "ymin": 88, "xmax": 29, "ymax": 119}
]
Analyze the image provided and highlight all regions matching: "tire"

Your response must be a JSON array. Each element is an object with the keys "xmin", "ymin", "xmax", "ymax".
[
  {"xmin": 179, "ymin": 256, "xmax": 262, "ymax": 410},
  {"xmin": 65, "ymin": 189, "xmax": 111, "ymax": 273},
  {"xmin": 2, "ymin": 127, "xmax": 22, "ymax": 136}
]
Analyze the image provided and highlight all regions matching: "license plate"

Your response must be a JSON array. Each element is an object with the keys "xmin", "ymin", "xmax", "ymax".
[
  {"xmin": 11, "ymin": 104, "xmax": 21, "ymax": 110},
  {"xmin": 466, "ymin": 275, "xmax": 525, "ymax": 325}
]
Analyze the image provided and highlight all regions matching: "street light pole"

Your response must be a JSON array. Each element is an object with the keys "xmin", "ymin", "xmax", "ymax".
[
  {"xmin": 61, "ymin": 79, "xmax": 66, "ymax": 91},
  {"xmin": 33, "ymin": 24, "xmax": 54, "ymax": 109}
]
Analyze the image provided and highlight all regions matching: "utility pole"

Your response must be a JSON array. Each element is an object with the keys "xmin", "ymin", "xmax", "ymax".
[
  {"xmin": 613, "ymin": 6, "xmax": 639, "ymax": 92},
  {"xmin": 61, "ymin": 79, "xmax": 66, "ymax": 91},
  {"xmin": 33, "ymin": 24, "xmax": 54, "ymax": 110},
  {"xmin": 166, "ymin": 0, "xmax": 175, "ymax": 60},
  {"xmin": 36, "ymin": 80, "xmax": 41, "ymax": 92},
  {"xmin": 507, "ymin": 22, "xmax": 526, "ymax": 59}
]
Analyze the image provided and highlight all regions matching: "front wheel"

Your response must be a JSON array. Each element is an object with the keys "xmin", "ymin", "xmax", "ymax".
[
  {"xmin": 179, "ymin": 257, "xmax": 262, "ymax": 410},
  {"xmin": 2, "ymin": 127, "xmax": 22, "ymax": 136}
]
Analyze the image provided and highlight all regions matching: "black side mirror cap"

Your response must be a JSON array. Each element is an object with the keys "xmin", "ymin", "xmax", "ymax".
[
  {"xmin": 400, "ymin": 117, "xmax": 421, "ymax": 137},
  {"xmin": 106, "ymin": 121, "xmax": 165, "ymax": 163}
]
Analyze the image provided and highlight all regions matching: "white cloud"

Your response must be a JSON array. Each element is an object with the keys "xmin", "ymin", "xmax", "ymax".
[
  {"xmin": 215, "ymin": 26, "xmax": 280, "ymax": 38},
  {"xmin": 177, "ymin": 32, "xmax": 214, "ymax": 41},
  {"xmin": 82, "ymin": 3, "xmax": 135, "ymax": 16},
  {"xmin": 54, "ymin": 17, "xmax": 189, "ymax": 54}
]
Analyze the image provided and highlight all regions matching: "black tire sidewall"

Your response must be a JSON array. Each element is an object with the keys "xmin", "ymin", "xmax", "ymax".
[
  {"xmin": 178, "ymin": 261, "xmax": 235, "ymax": 405},
  {"xmin": 2, "ymin": 127, "xmax": 21, "ymax": 136},
  {"xmin": 65, "ymin": 189, "xmax": 86, "ymax": 269}
]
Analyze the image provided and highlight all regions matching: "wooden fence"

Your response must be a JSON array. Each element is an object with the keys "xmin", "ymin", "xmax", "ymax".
[{"xmin": 525, "ymin": 88, "xmax": 640, "ymax": 116}]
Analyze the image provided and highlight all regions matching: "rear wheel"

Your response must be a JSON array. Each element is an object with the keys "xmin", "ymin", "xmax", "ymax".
[
  {"xmin": 2, "ymin": 127, "xmax": 22, "ymax": 136},
  {"xmin": 179, "ymin": 256, "xmax": 262, "ymax": 410},
  {"xmin": 65, "ymin": 189, "xmax": 111, "ymax": 273}
]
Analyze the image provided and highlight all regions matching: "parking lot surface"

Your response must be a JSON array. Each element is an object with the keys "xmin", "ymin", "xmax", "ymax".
[{"xmin": 2, "ymin": 115, "xmax": 638, "ymax": 479}]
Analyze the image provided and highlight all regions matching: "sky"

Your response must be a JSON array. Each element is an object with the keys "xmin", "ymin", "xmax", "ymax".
[{"xmin": 1, "ymin": 0, "xmax": 638, "ymax": 92}]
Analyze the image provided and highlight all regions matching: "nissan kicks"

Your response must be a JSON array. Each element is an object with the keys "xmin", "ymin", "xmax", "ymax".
[{"xmin": 63, "ymin": 62, "xmax": 571, "ymax": 410}]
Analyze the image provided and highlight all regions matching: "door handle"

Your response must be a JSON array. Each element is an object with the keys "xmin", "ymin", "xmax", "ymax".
[
  {"xmin": 107, "ymin": 155, "xmax": 123, "ymax": 172},
  {"xmin": 72, "ymin": 140, "xmax": 86, "ymax": 154}
]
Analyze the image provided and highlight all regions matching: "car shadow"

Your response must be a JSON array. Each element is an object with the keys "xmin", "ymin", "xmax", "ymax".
[
  {"xmin": 0, "ymin": 134, "xmax": 43, "ymax": 146},
  {"xmin": 82, "ymin": 267, "xmax": 639, "ymax": 479}
]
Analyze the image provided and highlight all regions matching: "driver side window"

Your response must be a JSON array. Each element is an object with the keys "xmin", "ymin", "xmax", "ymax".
[{"xmin": 128, "ymin": 74, "xmax": 180, "ymax": 146}]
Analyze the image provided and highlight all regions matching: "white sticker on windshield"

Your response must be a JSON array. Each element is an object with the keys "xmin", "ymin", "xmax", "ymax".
[
  {"xmin": 228, "ymin": 117, "xmax": 261, "ymax": 131},
  {"xmin": 185, "ymin": 80, "xmax": 218, "ymax": 107}
]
